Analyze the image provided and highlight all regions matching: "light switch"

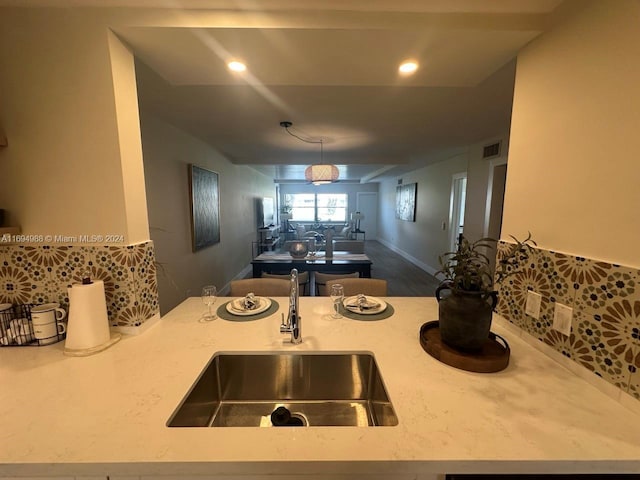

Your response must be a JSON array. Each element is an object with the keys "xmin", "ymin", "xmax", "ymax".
[
  {"xmin": 525, "ymin": 290, "xmax": 542, "ymax": 319},
  {"xmin": 553, "ymin": 302, "xmax": 573, "ymax": 336}
]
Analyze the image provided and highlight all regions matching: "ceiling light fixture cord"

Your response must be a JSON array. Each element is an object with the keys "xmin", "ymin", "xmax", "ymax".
[
  {"xmin": 280, "ymin": 120, "xmax": 338, "ymax": 184},
  {"xmin": 283, "ymin": 124, "xmax": 324, "ymax": 162}
]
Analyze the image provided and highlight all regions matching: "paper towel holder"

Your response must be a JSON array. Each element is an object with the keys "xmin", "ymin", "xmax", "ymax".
[{"xmin": 63, "ymin": 278, "xmax": 121, "ymax": 357}]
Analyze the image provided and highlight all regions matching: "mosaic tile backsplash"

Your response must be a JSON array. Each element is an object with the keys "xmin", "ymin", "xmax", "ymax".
[
  {"xmin": 495, "ymin": 241, "xmax": 640, "ymax": 402},
  {"xmin": 0, "ymin": 241, "xmax": 159, "ymax": 328}
]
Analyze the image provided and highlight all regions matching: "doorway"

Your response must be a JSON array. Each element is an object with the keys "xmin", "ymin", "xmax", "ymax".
[
  {"xmin": 448, "ymin": 173, "xmax": 467, "ymax": 252},
  {"xmin": 484, "ymin": 159, "xmax": 507, "ymax": 240},
  {"xmin": 356, "ymin": 192, "xmax": 378, "ymax": 240},
  {"xmin": 484, "ymin": 158, "xmax": 508, "ymax": 274}
]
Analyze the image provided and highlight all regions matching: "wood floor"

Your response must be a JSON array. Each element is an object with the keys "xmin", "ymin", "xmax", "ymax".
[{"xmin": 364, "ymin": 240, "xmax": 440, "ymax": 296}]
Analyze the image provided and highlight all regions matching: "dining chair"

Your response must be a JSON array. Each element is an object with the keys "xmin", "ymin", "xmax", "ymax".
[
  {"xmin": 324, "ymin": 278, "xmax": 388, "ymax": 297},
  {"xmin": 332, "ymin": 240, "xmax": 365, "ymax": 253},
  {"xmin": 314, "ymin": 271, "xmax": 360, "ymax": 296},
  {"xmin": 262, "ymin": 271, "xmax": 310, "ymax": 295},
  {"xmin": 229, "ymin": 278, "xmax": 291, "ymax": 297}
]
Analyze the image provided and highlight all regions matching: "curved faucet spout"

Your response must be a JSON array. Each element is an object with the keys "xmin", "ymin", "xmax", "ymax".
[{"xmin": 280, "ymin": 268, "xmax": 302, "ymax": 344}]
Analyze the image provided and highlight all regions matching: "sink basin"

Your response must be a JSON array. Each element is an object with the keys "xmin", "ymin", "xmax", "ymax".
[{"xmin": 167, "ymin": 352, "xmax": 398, "ymax": 427}]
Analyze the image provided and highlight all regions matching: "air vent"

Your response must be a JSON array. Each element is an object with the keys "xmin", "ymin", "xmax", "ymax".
[{"xmin": 483, "ymin": 141, "xmax": 501, "ymax": 159}]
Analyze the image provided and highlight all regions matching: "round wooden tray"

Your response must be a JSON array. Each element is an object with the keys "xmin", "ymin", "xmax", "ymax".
[{"xmin": 419, "ymin": 321, "xmax": 510, "ymax": 373}]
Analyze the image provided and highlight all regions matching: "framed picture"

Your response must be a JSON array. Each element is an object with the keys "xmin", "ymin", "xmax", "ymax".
[
  {"xmin": 189, "ymin": 165, "xmax": 220, "ymax": 251},
  {"xmin": 396, "ymin": 183, "xmax": 417, "ymax": 222}
]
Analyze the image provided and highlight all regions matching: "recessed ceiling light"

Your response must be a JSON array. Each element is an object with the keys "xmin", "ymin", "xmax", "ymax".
[
  {"xmin": 399, "ymin": 61, "xmax": 418, "ymax": 75},
  {"xmin": 227, "ymin": 61, "xmax": 247, "ymax": 72}
]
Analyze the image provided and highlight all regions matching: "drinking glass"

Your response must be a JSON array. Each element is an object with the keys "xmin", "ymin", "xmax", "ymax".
[
  {"xmin": 201, "ymin": 285, "xmax": 217, "ymax": 321},
  {"xmin": 329, "ymin": 284, "xmax": 344, "ymax": 319}
]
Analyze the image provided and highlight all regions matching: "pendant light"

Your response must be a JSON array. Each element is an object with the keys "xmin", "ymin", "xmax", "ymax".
[
  {"xmin": 280, "ymin": 121, "xmax": 339, "ymax": 185},
  {"xmin": 304, "ymin": 139, "xmax": 339, "ymax": 185}
]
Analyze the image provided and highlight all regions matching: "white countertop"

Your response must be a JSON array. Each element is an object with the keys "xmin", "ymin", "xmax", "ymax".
[{"xmin": 1, "ymin": 297, "xmax": 640, "ymax": 477}]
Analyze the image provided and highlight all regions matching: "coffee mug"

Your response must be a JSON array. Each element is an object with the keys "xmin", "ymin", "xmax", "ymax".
[{"xmin": 31, "ymin": 303, "xmax": 67, "ymax": 345}]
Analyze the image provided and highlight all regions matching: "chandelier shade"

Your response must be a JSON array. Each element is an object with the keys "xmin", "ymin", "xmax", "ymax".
[
  {"xmin": 304, "ymin": 164, "xmax": 340, "ymax": 185},
  {"xmin": 280, "ymin": 121, "xmax": 340, "ymax": 185}
]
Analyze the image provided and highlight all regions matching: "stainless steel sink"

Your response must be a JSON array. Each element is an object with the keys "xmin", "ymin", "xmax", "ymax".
[{"xmin": 167, "ymin": 352, "xmax": 398, "ymax": 427}]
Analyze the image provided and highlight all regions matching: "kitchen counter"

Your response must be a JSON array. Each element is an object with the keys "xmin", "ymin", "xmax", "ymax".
[{"xmin": 1, "ymin": 297, "xmax": 640, "ymax": 478}]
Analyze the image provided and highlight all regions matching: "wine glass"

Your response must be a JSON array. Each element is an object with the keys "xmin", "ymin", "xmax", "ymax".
[
  {"xmin": 329, "ymin": 284, "xmax": 344, "ymax": 319},
  {"xmin": 201, "ymin": 285, "xmax": 217, "ymax": 321}
]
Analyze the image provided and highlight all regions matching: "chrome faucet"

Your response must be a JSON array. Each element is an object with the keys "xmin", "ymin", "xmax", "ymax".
[{"xmin": 280, "ymin": 268, "xmax": 302, "ymax": 344}]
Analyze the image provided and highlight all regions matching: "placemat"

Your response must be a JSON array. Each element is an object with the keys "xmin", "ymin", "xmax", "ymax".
[
  {"xmin": 217, "ymin": 299, "xmax": 280, "ymax": 321},
  {"xmin": 340, "ymin": 303, "xmax": 395, "ymax": 321}
]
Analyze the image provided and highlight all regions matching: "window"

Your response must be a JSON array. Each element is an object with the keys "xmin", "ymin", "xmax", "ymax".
[
  {"xmin": 289, "ymin": 193, "xmax": 315, "ymax": 222},
  {"xmin": 285, "ymin": 193, "xmax": 348, "ymax": 223}
]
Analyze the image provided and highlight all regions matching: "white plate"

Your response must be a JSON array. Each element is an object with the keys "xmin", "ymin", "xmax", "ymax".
[
  {"xmin": 226, "ymin": 297, "xmax": 272, "ymax": 316},
  {"xmin": 343, "ymin": 295, "xmax": 387, "ymax": 315}
]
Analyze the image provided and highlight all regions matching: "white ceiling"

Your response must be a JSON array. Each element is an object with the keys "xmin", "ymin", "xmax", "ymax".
[{"xmin": 2, "ymin": 0, "xmax": 565, "ymax": 183}]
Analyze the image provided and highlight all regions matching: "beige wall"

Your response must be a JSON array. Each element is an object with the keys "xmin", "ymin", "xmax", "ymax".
[
  {"xmin": 378, "ymin": 153, "xmax": 468, "ymax": 274},
  {"xmin": 107, "ymin": 31, "xmax": 150, "ymax": 244},
  {"xmin": 502, "ymin": 0, "xmax": 640, "ymax": 268},
  {"xmin": 0, "ymin": 9, "xmax": 148, "ymax": 243},
  {"xmin": 140, "ymin": 113, "xmax": 275, "ymax": 314}
]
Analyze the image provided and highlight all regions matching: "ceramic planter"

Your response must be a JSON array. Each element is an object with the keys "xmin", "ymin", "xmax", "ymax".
[{"xmin": 435, "ymin": 283, "xmax": 498, "ymax": 352}]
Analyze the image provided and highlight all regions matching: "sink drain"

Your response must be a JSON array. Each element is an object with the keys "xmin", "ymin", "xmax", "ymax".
[
  {"xmin": 290, "ymin": 412, "xmax": 309, "ymax": 426},
  {"xmin": 270, "ymin": 406, "xmax": 308, "ymax": 427}
]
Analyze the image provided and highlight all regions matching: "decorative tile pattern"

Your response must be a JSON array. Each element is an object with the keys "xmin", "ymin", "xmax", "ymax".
[
  {"xmin": 554, "ymin": 253, "xmax": 612, "ymax": 288},
  {"xmin": 629, "ymin": 351, "xmax": 640, "ymax": 400},
  {"xmin": 496, "ymin": 244, "xmax": 575, "ymax": 341},
  {"xmin": 543, "ymin": 328, "xmax": 574, "ymax": 358},
  {"xmin": 574, "ymin": 264, "xmax": 637, "ymax": 314},
  {"xmin": 573, "ymin": 310, "xmax": 633, "ymax": 388},
  {"xmin": 539, "ymin": 250, "xmax": 575, "ymax": 307},
  {"xmin": 0, "ymin": 241, "xmax": 159, "ymax": 329},
  {"xmin": 0, "ymin": 265, "xmax": 33, "ymax": 305},
  {"xmin": 496, "ymin": 241, "xmax": 640, "ymax": 402},
  {"xmin": 140, "ymin": 241, "xmax": 159, "ymax": 312},
  {"xmin": 91, "ymin": 246, "xmax": 137, "ymax": 324},
  {"xmin": 601, "ymin": 300, "xmax": 640, "ymax": 353}
]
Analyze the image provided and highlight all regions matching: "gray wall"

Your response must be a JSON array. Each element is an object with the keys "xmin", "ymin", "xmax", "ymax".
[
  {"xmin": 463, "ymin": 134, "xmax": 510, "ymax": 244},
  {"xmin": 141, "ymin": 113, "xmax": 275, "ymax": 314},
  {"xmin": 377, "ymin": 154, "xmax": 469, "ymax": 275},
  {"xmin": 375, "ymin": 131, "xmax": 511, "ymax": 277}
]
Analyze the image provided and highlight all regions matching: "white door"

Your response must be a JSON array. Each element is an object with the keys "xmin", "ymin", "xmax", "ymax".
[
  {"xmin": 448, "ymin": 173, "xmax": 467, "ymax": 252},
  {"xmin": 484, "ymin": 158, "xmax": 508, "ymax": 274},
  {"xmin": 483, "ymin": 158, "xmax": 508, "ymax": 239},
  {"xmin": 356, "ymin": 192, "xmax": 378, "ymax": 240}
]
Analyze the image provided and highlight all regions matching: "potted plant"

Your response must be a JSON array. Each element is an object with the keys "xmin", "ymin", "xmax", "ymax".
[{"xmin": 435, "ymin": 233, "xmax": 536, "ymax": 352}]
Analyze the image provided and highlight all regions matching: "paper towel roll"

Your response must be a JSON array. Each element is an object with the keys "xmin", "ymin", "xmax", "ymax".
[{"xmin": 65, "ymin": 280, "xmax": 111, "ymax": 351}]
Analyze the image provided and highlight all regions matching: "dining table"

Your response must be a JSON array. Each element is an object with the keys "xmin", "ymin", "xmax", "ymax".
[{"xmin": 251, "ymin": 250, "xmax": 372, "ymax": 279}]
